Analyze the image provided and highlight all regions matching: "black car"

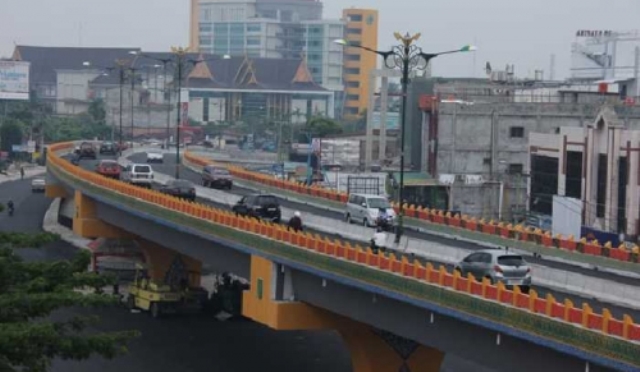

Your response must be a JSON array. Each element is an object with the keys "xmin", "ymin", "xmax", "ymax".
[
  {"xmin": 78, "ymin": 142, "xmax": 97, "ymax": 159},
  {"xmin": 100, "ymin": 142, "xmax": 117, "ymax": 155},
  {"xmin": 159, "ymin": 179, "xmax": 196, "ymax": 201},
  {"xmin": 232, "ymin": 194, "xmax": 281, "ymax": 223}
]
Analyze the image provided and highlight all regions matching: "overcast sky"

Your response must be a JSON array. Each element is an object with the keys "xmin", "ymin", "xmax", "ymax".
[{"xmin": 1, "ymin": 0, "xmax": 639, "ymax": 78}]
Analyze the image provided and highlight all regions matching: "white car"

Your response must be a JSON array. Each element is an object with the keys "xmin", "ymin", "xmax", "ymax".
[
  {"xmin": 146, "ymin": 152, "xmax": 163, "ymax": 163},
  {"xmin": 31, "ymin": 178, "xmax": 46, "ymax": 193},
  {"xmin": 121, "ymin": 164, "xmax": 154, "ymax": 187}
]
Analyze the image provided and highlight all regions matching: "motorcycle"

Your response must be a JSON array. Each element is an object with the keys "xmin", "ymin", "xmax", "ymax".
[{"xmin": 375, "ymin": 215, "xmax": 394, "ymax": 232}]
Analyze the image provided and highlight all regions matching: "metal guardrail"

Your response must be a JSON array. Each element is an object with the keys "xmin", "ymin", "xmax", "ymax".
[{"xmin": 47, "ymin": 142, "xmax": 640, "ymax": 369}]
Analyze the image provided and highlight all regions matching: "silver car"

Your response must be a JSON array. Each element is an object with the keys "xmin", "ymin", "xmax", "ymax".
[
  {"xmin": 455, "ymin": 249, "xmax": 532, "ymax": 293},
  {"xmin": 31, "ymin": 178, "xmax": 46, "ymax": 193}
]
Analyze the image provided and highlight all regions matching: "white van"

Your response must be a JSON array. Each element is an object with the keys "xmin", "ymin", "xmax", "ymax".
[
  {"xmin": 344, "ymin": 193, "xmax": 396, "ymax": 227},
  {"xmin": 121, "ymin": 163, "xmax": 154, "ymax": 187}
]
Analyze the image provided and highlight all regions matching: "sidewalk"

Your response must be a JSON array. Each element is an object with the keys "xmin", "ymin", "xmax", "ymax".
[{"xmin": 0, "ymin": 166, "xmax": 46, "ymax": 184}]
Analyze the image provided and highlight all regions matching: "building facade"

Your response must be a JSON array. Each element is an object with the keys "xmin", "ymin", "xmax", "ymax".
[
  {"xmin": 190, "ymin": 0, "xmax": 343, "ymax": 105},
  {"xmin": 528, "ymin": 106, "xmax": 640, "ymax": 239},
  {"xmin": 342, "ymin": 8, "xmax": 378, "ymax": 117}
]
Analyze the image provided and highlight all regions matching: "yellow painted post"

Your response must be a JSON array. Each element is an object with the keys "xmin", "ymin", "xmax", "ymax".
[
  {"xmin": 564, "ymin": 299, "xmax": 573, "ymax": 321},
  {"xmin": 529, "ymin": 289, "xmax": 538, "ymax": 312},
  {"xmin": 623, "ymin": 314, "xmax": 633, "ymax": 339},
  {"xmin": 512, "ymin": 285, "xmax": 521, "ymax": 306},
  {"xmin": 425, "ymin": 262, "xmax": 434, "ymax": 282},
  {"xmin": 466, "ymin": 272, "xmax": 473, "ymax": 294},
  {"xmin": 545, "ymin": 294, "xmax": 555, "ymax": 317},
  {"xmin": 496, "ymin": 281, "xmax": 505, "ymax": 302},
  {"xmin": 452, "ymin": 268, "xmax": 460, "ymax": 290},
  {"xmin": 582, "ymin": 303, "xmax": 592, "ymax": 328},
  {"xmin": 602, "ymin": 308, "xmax": 612, "ymax": 334},
  {"xmin": 481, "ymin": 277, "xmax": 490, "ymax": 298},
  {"xmin": 438, "ymin": 265, "xmax": 447, "ymax": 286}
]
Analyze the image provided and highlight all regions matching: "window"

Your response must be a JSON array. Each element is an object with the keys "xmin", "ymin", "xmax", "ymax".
[
  {"xmin": 497, "ymin": 255, "xmax": 525, "ymax": 267},
  {"xmin": 345, "ymin": 54, "xmax": 361, "ymax": 61},
  {"xmin": 346, "ymin": 28, "xmax": 362, "ymax": 35},
  {"xmin": 508, "ymin": 163, "xmax": 523, "ymax": 174},
  {"xmin": 345, "ymin": 107, "xmax": 359, "ymax": 115},
  {"xmin": 510, "ymin": 126, "xmax": 524, "ymax": 138},
  {"xmin": 345, "ymin": 68, "xmax": 360, "ymax": 75},
  {"xmin": 347, "ymin": 81, "xmax": 360, "ymax": 88},
  {"xmin": 348, "ymin": 14, "xmax": 363, "ymax": 22},
  {"xmin": 347, "ymin": 94, "xmax": 359, "ymax": 101},
  {"xmin": 199, "ymin": 23, "xmax": 212, "ymax": 32},
  {"xmin": 246, "ymin": 37, "xmax": 261, "ymax": 46},
  {"xmin": 247, "ymin": 24, "xmax": 261, "ymax": 32}
]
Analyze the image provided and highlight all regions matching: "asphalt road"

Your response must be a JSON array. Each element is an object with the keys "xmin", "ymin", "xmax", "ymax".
[
  {"xmin": 45, "ymin": 156, "xmax": 494, "ymax": 372},
  {"xmin": 120, "ymin": 153, "xmax": 640, "ymax": 321}
]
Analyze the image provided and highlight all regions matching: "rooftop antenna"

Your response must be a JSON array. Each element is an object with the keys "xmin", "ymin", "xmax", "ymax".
[{"xmin": 549, "ymin": 53, "xmax": 556, "ymax": 81}]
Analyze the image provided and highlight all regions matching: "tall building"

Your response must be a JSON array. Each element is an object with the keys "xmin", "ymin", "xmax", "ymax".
[
  {"xmin": 189, "ymin": 0, "xmax": 343, "ymax": 115},
  {"xmin": 342, "ymin": 8, "xmax": 378, "ymax": 117}
]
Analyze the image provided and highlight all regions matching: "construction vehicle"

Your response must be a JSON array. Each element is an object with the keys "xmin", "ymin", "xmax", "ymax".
[{"xmin": 126, "ymin": 258, "xmax": 208, "ymax": 318}]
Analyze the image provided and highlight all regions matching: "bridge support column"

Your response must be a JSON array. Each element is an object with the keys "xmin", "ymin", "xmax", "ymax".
[
  {"xmin": 73, "ymin": 190, "xmax": 132, "ymax": 239},
  {"xmin": 45, "ymin": 184, "xmax": 67, "ymax": 198},
  {"xmin": 139, "ymin": 240, "xmax": 202, "ymax": 288},
  {"xmin": 242, "ymin": 255, "xmax": 444, "ymax": 372}
]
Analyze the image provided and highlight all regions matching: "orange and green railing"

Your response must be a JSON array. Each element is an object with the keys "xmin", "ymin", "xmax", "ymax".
[
  {"xmin": 183, "ymin": 151, "xmax": 640, "ymax": 269},
  {"xmin": 47, "ymin": 143, "xmax": 640, "ymax": 367}
]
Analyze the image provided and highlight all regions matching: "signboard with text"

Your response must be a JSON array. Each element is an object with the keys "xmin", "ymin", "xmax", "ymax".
[{"xmin": 0, "ymin": 61, "xmax": 30, "ymax": 100}]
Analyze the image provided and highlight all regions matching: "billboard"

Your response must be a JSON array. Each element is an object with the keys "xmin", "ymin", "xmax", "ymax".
[
  {"xmin": 0, "ymin": 61, "xmax": 29, "ymax": 100},
  {"xmin": 552, "ymin": 196, "xmax": 582, "ymax": 238},
  {"xmin": 371, "ymin": 111, "xmax": 400, "ymax": 130}
]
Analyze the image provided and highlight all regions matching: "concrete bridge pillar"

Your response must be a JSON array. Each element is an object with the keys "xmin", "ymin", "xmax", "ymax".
[
  {"xmin": 72, "ymin": 190, "xmax": 132, "ymax": 239},
  {"xmin": 242, "ymin": 255, "xmax": 444, "ymax": 372},
  {"xmin": 138, "ymin": 240, "xmax": 203, "ymax": 288},
  {"xmin": 45, "ymin": 184, "xmax": 67, "ymax": 199}
]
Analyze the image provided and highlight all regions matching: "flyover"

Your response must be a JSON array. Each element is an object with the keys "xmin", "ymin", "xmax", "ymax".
[{"xmin": 45, "ymin": 142, "xmax": 640, "ymax": 372}]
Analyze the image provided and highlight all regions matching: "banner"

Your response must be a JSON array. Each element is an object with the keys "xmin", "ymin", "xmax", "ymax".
[{"xmin": 0, "ymin": 61, "xmax": 30, "ymax": 100}]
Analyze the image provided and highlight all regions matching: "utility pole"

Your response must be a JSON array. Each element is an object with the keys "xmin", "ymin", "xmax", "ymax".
[
  {"xmin": 172, "ymin": 47, "xmax": 188, "ymax": 179},
  {"xmin": 129, "ymin": 67, "xmax": 138, "ymax": 147}
]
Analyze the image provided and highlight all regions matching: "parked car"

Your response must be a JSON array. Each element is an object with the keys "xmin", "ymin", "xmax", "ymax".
[
  {"xmin": 95, "ymin": 159, "xmax": 121, "ymax": 179},
  {"xmin": 201, "ymin": 165, "xmax": 233, "ymax": 189},
  {"xmin": 121, "ymin": 163, "xmax": 154, "ymax": 187},
  {"xmin": 78, "ymin": 142, "xmax": 97, "ymax": 159},
  {"xmin": 454, "ymin": 249, "xmax": 532, "ymax": 293},
  {"xmin": 146, "ymin": 152, "xmax": 164, "ymax": 163},
  {"xmin": 232, "ymin": 193, "xmax": 281, "ymax": 223},
  {"xmin": 100, "ymin": 141, "xmax": 117, "ymax": 155},
  {"xmin": 31, "ymin": 178, "xmax": 46, "ymax": 193},
  {"xmin": 344, "ymin": 193, "xmax": 396, "ymax": 227},
  {"xmin": 159, "ymin": 179, "xmax": 196, "ymax": 201}
]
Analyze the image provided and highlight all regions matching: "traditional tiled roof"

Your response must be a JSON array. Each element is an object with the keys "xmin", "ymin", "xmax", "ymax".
[
  {"xmin": 12, "ymin": 45, "xmax": 141, "ymax": 85},
  {"xmin": 186, "ymin": 55, "xmax": 326, "ymax": 92}
]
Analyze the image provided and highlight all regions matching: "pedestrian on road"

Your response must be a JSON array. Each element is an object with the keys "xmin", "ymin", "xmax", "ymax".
[
  {"xmin": 370, "ymin": 227, "xmax": 387, "ymax": 254},
  {"xmin": 288, "ymin": 211, "xmax": 303, "ymax": 233},
  {"xmin": 20, "ymin": 166, "xmax": 24, "ymax": 180}
]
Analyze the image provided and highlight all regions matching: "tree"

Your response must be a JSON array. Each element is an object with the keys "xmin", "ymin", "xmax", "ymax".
[
  {"xmin": 0, "ymin": 120, "xmax": 24, "ymax": 153},
  {"xmin": 0, "ymin": 232, "xmax": 139, "ymax": 372},
  {"xmin": 305, "ymin": 117, "xmax": 343, "ymax": 138},
  {"xmin": 87, "ymin": 99, "xmax": 107, "ymax": 125}
]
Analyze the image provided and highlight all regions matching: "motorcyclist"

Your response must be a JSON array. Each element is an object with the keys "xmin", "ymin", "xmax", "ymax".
[
  {"xmin": 376, "ymin": 207, "xmax": 391, "ymax": 230},
  {"xmin": 288, "ymin": 211, "xmax": 303, "ymax": 232},
  {"xmin": 7, "ymin": 200, "xmax": 14, "ymax": 215},
  {"xmin": 370, "ymin": 227, "xmax": 387, "ymax": 254}
]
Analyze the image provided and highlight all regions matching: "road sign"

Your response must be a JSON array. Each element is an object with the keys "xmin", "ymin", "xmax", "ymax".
[
  {"xmin": 27, "ymin": 140, "xmax": 36, "ymax": 153},
  {"xmin": 11, "ymin": 145, "xmax": 24, "ymax": 152}
]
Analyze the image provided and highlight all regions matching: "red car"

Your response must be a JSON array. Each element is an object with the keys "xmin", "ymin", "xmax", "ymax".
[{"xmin": 96, "ymin": 160, "xmax": 121, "ymax": 179}]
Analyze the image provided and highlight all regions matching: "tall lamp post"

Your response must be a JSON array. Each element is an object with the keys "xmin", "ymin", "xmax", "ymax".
[
  {"xmin": 334, "ymin": 33, "xmax": 476, "ymax": 244},
  {"xmin": 128, "ymin": 67, "xmax": 138, "ymax": 147}
]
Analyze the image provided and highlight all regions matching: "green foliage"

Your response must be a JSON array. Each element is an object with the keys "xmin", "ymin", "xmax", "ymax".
[
  {"xmin": 0, "ymin": 233, "xmax": 139, "ymax": 371},
  {"xmin": 0, "ymin": 120, "xmax": 24, "ymax": 153},
  {"xmin": 87, "ymin": 99, "xmax": 107, "ymax": 125},
  {"xmin": 305, "ymin": 117, "xmax": 343, "ymax": 138}
]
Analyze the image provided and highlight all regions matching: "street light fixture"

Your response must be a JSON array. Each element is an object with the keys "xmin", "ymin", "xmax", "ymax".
[{"xmin": 334, "ymin": 33, "xmax": 476, "ymax": 244}]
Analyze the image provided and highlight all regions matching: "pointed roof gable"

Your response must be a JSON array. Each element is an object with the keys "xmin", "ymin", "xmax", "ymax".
[
  {"xmin": 291, "ymin": 53, "xmax": 315, "ymax": 84},
  {"xmin": 591, "ymin": 105, "xmax": 623, "ymax": 129},
  {"xmin": 188, "ymin": 54, "xmax": 214, "ymax": 80},
  {"xmin": 234, "ymin": 55, "xmax": 259, "ymax": 86}
]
